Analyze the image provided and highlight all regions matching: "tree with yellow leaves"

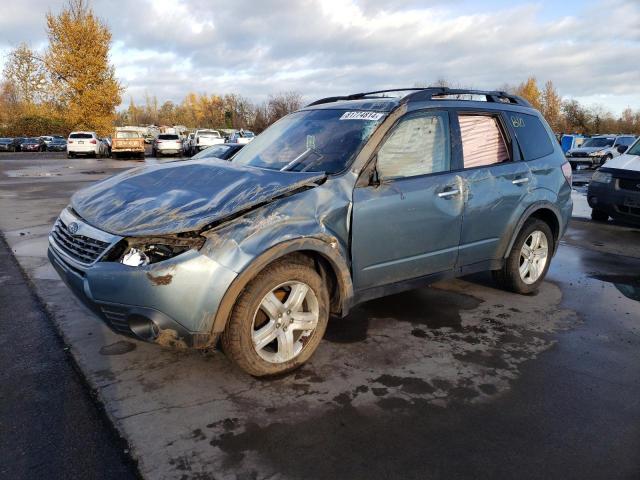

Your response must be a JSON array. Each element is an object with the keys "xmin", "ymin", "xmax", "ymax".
[
  {"xmin": 514, "ymin": 77, "xmax": 543, "ymax": 112},
  {"xmin": 45, "ymin": 0, "xmax": 122, "ymax": 135}
]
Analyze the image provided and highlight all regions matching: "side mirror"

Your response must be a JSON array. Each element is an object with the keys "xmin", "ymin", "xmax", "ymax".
[{"xmin": 617, "ymin": 145, "xmax": 628, "ymax": 154}]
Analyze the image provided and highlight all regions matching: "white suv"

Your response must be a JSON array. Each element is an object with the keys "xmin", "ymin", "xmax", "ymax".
[{"xmin": 67, "ymin": 131, "xmax": 102, "ymax": 158}]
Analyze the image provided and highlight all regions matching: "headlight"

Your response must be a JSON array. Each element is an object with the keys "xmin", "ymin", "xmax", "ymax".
[
  {"xmin": 117, "ymin": 236, "xmax": 205, "ymax": 266},
  {"xmin": 591, "ymin": 171, "xmax": 612, "ymax": 183},
  {"xmin": 566, "ymin": 151, "xmax": 572, "ymax": 157}
]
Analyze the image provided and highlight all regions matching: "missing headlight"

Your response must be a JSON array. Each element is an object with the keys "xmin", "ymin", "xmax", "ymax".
[{"xmin": 104, "ymin": 234, "xmax": 206, "ymax": 266}]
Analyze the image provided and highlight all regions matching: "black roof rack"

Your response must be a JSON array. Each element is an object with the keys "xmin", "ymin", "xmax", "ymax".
[{"xmin": 306, "ymin": 87, "xmax": 531, "ymax": 108}]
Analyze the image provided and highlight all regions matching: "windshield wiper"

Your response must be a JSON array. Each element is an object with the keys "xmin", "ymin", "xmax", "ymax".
[{"xmin": 280, "ymin": 148, "xmax": 324, "ymax": 172}]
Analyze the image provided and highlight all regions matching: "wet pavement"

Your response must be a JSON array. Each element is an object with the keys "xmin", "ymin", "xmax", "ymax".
[{"xmin": 0, "ymin": 152, "xmax": 639, "ymax": 479}]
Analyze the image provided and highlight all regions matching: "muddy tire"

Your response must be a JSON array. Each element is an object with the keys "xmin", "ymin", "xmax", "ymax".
[
  {"xmin": 221, "ymin": 258, "xmax": 329, "ymax": 377},
  {"xmin": 493, "ymin": 218, "xmax": 554, "ymax": 294},
  {"xmin": 591, "ymin": 208, "xmax": 609, "ymax": 222}
]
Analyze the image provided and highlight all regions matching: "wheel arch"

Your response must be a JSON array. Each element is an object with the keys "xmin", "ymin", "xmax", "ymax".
[
  {"xmin": 504, "ymin": 202, "xmax": 563, "ymax": 259},
  {"xmin": 210, "ymin": 237, "xmax": 354, "ymax": 337}
]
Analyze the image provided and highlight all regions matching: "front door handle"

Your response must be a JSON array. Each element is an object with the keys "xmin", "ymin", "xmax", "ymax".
[
  {"xmin": 437, "ymin": 188, "xmax": 461, "ymax": 198},
  {"xmin": 512, "ymin": 177, "xmax": 530, "ymax": 185}
]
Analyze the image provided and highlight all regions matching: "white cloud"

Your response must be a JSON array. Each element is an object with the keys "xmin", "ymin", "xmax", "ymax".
[{"xmin": 0, "ymin": 0, "xmax": 638, "ymax": 113}]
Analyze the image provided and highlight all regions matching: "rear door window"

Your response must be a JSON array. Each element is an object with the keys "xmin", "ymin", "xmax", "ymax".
[
  {"xmin": 508, "ymin": 113, "xmax": 554, "ymax": 160},
  {"xmin": 459, "ymin": 115, "xmax": 510, "ymax": 168}
]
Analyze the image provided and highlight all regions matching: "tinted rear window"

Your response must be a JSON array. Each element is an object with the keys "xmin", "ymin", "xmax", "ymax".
[
  {"xmin": 158, "ymin": 134, "xmax": 179, "ymax": 140},
  {"xmin": 70, "ymin": 133, "xmax": 93, "ymax": 139},
  {"xmin": 508, "ymin": 113, "xmax": 554, "ymax": 160}
]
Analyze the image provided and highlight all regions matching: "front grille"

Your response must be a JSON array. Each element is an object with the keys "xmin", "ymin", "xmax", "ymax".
[
  {"xmin": 51, "ymin": 219, "xmax": 111, "ymax": 265},
  {"xmin": 571, "ymin": 152, "xmax": 589, "ymax": 158},
  {"xmin": 618, "ymin": 178, "xmax": 640, "ymax": 192},
  {"xmin": 617, "ymin": 205, "xmax": 640, "ymax": 217},
  {"xmin": 100, "ymin": 305, "xmax": 133, "ymax": 334}
]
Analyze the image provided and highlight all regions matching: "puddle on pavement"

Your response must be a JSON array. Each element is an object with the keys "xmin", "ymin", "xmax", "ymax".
[
  {"xmin": 589, "ymin": 274, "xmax": 640, "ymax": 302},
  {"xmin": 324, "ymin": 287, "xmax": 481, "ymax": 343}
]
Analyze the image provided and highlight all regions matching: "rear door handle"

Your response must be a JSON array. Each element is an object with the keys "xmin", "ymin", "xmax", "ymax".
[
  {"xmin": 437, "ymin": 188, "xmax": 461, "ymax": 198},
  {"xmin": 512, "ymin": 177, "xmax": 530, "ymax": 185}
]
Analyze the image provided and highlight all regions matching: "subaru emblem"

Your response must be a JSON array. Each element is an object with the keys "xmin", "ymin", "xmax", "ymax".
[{"xmin": 68, "ymin": 222, "xmax": 79, "ymax": 235}]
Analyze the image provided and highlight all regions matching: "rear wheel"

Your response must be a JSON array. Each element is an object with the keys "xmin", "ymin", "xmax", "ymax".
[
  {"xmin": 591, "ymin": 208, "xmax": 609, "ymax": 222},
  {"xmin": 221, "ymin": 258, "xmax": 329, "ymax": 377},
  {"xmin": 493, "ymin": 218, "xmax": 553, "ymax": 294}
]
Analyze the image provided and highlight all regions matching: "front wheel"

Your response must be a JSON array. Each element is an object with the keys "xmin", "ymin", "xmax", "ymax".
[
  {"xmin": 493, "ymin": 218, "xmax": 554, "ymax": 294},
  {"xmin": 221, "ymin": 258, "xmax": 329, "ymax": 377}
]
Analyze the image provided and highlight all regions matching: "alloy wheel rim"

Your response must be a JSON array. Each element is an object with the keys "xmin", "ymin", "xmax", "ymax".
[
  {"xmin": 251, "ymin": 281, "xmax": 319, "ymax": 364},
  {"xmin": 519, "ymin": 230, "xmax": 549, "ymax": 284}
]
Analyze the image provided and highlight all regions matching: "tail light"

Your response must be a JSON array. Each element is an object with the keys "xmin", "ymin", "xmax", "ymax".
[
  {"xmin": 177, "ymin": 139, "xmax": 182, "ymax": 144},
  {"xmin": 90, "ymin": 139, "xmax": 97, "ymax": 144},
  {"xmin": 68, "ymin": 140, "xmax": 73, "ymax": 144},
  {"xmin": 561, "ymin": 162, "xmax": 572, "ymax": 185}
]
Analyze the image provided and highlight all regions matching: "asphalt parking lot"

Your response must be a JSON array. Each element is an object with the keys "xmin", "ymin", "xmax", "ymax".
[{"xmin": 1, "ymin": 151, "xmax": 639, "ymax": 479}]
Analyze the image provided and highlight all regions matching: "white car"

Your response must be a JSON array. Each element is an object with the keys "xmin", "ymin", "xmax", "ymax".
[
  {"xmin": 67, "ymin": 131, "xmax": 104, "ymax": 158},
  {"xmin": 192, "ymin": 129, "xmax": 224, "ymax": 154},
  {"xmin": 566, "ymin": 134, "xmax": 636, "ymax": 169},
  {"xmin": 152, "ymin": 133, "xmax": 183, "ymax": 157},
  {"xmin": 227, "ymin": 130, "xmax": 255, "ymax": 145}
]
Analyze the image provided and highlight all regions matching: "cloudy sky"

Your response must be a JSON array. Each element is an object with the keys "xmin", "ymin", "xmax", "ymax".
[{"xmin": 1, "ymin": 0, "xmax": 638, "ymax": 113}]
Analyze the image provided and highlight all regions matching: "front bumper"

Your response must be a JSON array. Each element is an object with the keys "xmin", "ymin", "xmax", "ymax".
[
  {"xmin": 587, "ymin": 180, "xmax": 640, "ymax": 226},
  {"xmin": 48, "ymin": 233, "xmax": 238, "ymax": 349}
]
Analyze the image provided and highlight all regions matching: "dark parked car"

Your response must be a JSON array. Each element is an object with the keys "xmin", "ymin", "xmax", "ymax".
[
  {"xmin": 191, "ymin": 143, "xmax": 245, "ymax": 160},
  {"xmin": 47, "ymin": 138, "xmax": 68, "ymax": 152},
  {"xmin": 12, "ymin": 137, "xmax": 28, "ymax": 151},
  {"xmin": 0, "ymin": 138, "xmax": 17, "ymax": 152},
  {"xmin": 21, "ymin": 137, "xmax": 47, "ymax": 152},
  {"xmin": 48, "ymin": 87, "xmax": 572, "ymax": 377},
  {"xmin": 588, "ymin": 138, "xmax": 640, "ymax": 225}
]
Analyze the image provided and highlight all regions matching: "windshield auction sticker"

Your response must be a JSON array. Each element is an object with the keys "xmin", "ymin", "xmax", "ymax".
[{"xmin": 340, "ymin": 111, "xmax": 385, "ymax": 121}]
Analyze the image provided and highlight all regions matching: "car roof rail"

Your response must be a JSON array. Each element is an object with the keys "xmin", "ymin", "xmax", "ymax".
[
  {"xmin": 305, "ymin": 88, "xmax": 427, "ymax": 107},
  {"xmin": 307, "ymin": 87, "xmax": 531, "ymax": 108},
  {"xmin": 401, "ymin": 87, "xmax": 531, "ymax": 107}
]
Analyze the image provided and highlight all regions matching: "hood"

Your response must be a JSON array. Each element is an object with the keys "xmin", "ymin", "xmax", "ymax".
[
  {"xmin": 71, "ymin": 159, "xmax": 326, "ymax": 236},
  {"xmin": 568, "ymin": 146, "xmax": 606, "ymax": 154},
  {"xmin": 602, "ymin": 153, "xmax": 640, "ymax": 172}
]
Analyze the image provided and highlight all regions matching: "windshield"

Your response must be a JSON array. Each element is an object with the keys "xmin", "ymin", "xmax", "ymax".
[
  {"xmin": 627, "ymin": 138, "xmax": 640, "ymax": 156},
  {"xmin": 0, "ymin": 138, "xmax": 10, "ymax": 143},
  {"xmin": 232, "ymin": 109, "xmax": 385, "ymax": 173},
  {"xmin": 116, "ymin": 131, "xmax": 140, "ymax": 139},
  {"xmin": 192, "ymin": 145, "xmax": 231, "ymax": 159},
  {"xmin": 583, "ymin": 137, "xmax": 614, "ymax": 148}
]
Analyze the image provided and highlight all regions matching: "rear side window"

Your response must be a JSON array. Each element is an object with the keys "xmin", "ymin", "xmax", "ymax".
[
  {"xmin": 70, "ymin": 133, "xmax": 93, "ymax": 139},
  {"xmin": 508, "ymin": 113, "xmax": 554, "ymax": 160},
  {"xmin": 199, "ymin": 130, "xmax": 220, "ymax": 137},
  {"xmin": 377, "ymin": 111, "xmax": 450, "ymax": 180},
  {"xmin": 158, "ymin": 134, "xmax": 179, "ymax": 140},
  {"xmin": 459, "ymin": 115, "xmax": 509, "ymax": 168}
]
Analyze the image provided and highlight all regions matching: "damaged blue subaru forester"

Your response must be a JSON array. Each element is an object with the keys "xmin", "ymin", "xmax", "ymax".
[{"xmin": 48, "ymin": 88, "xmax": 573, "ymax": 376}]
